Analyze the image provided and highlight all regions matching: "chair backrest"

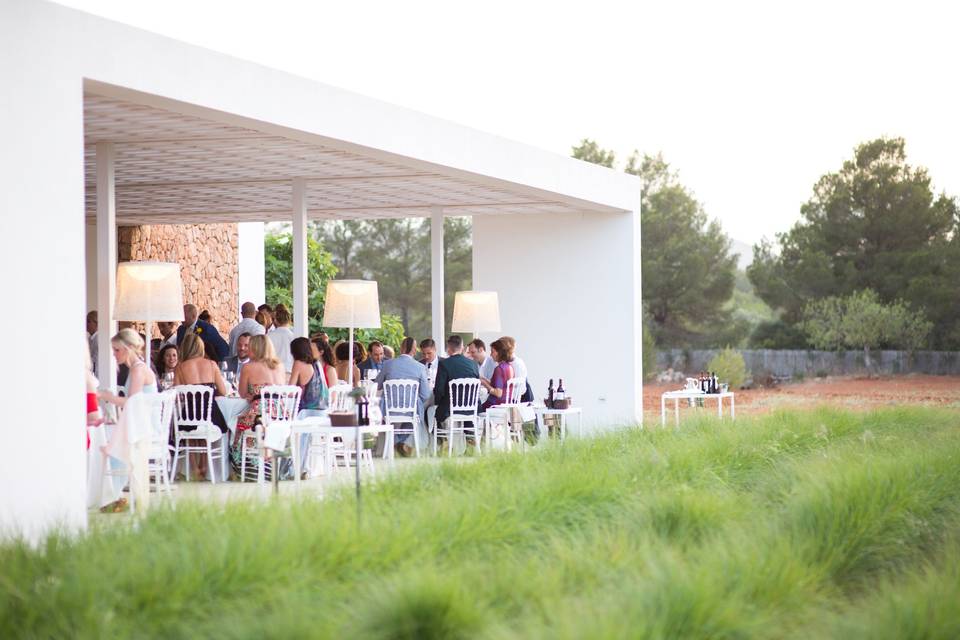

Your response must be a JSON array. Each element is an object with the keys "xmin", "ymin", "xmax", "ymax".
[
  {"xmin": 449, "ymin": 378, "xmax": 482, "ymax": 416},
  {"xmin": 259, "ymin": 385, "xmax": 301, "ymax": 425},
  {"xmin": 151, "ymin": 389, "xmax": 177, "ymax": 443},
  {"xmin": 383, "ymin": 379, "xmax": 420, "ymax": 418},
  {"xmin": 328, "ymin": 383, "xmax": 353, "ymax": 412},
  {"xmin": 360, "ymin": 379, "xmax": 378, "ymax": 403},
  {"xmin": 173, "ymin": 385, "xmax": 215, "ymax": 431},
  {"xmin": 504, "ymin": 377, "xmax": 526, "ymax": 406}
]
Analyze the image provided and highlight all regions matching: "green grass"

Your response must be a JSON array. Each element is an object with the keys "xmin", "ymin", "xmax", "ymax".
[{"xmin": 3, "ymin": 407, "xmax": 960, "ymax": 639}]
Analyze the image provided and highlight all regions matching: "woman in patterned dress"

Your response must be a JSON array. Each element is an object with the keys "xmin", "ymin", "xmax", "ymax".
[{"xmin": 231, "ymin": 335, "xmax": 285, "ymax": 478}]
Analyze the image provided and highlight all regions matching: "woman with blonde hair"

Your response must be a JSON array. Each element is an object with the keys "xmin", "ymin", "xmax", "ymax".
[
  {"xmin": 98, "ymin": 328, "xmax": 157, "ymax": 407},
  {"xmin": 173, "ymin": 333, "xmax": 230, "ymax": 477},
  {"xmin": 231, "ymin": 335, "xmax": 286, "ymax": 477},
  {"xmin": 96, "ymin": 328, "xmax": 157, "ymax": 512},
  {"xmin": 268, "ymin": 303, "xmax": 296, "ymax": 373}
]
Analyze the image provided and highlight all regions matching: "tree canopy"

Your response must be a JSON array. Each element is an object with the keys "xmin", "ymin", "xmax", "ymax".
[
  {"xmin": 314, "ymin": 217, "xmax": 472, "ymax": 341},
  {"xmin": 263, "ymin": 230, "xmax": 405, "ymax": 348},
  {"xmin": 802, "ymin": 289, "xmax": 932, "ymax": 368},
  {"xmin": 572, "ymin": 141, "xmax": 740, "ymax": 347},
  {"xmin": 748, "ymin": 137, "xmax": 960, "ymax": 347}
]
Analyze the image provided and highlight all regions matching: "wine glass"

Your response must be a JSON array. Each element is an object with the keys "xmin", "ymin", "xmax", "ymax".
[{"xmin": 162, "ymin": 371, "xmax": 174, "ymax": 390}]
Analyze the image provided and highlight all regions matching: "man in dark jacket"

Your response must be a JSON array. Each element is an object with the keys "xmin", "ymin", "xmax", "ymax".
[
  {"xmin": 432, "ymin": 335, "xmax": 480, "ymax": 428},
  {"xmin": 176, "ymin": 303, "xmax": 229, "ymax": 362}
]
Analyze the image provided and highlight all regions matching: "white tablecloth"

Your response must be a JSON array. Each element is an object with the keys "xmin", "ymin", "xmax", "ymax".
[{"xmin": 216, "ymin": 397, "xmax": 250, "ymax": 436}]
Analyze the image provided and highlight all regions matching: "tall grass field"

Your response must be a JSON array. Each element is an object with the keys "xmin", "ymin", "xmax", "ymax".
[{"xmin": 2, "ymin": 407, "xmax": 959, "ymax": 639}]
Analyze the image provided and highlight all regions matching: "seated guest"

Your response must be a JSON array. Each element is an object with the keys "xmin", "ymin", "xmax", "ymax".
[
  {"xmin": 499, "ymin": 335, "xmax": 533, "ymax": 401},
  {"xmin": 267, "ymin": 303, "xmax": 296, "ymax": 373},
  {"xmin": 176, "ymin": 303, "xmax": 229, "ymax": 362},
  {"xmin": 481, "ymin": 338, "xmax": 515, "ymax": 411},
  {"xmin": 173, "ymin": 333, "xmax": 230, "ymax": 479},
  {"xmin": 289, "ymin": 337, "xmax": 327, "ymax": 412},
  {"xmin": 376, "ymin": 337, "xmax": 430, "ymax": 455},
  {"xmin": 433, "ymin": 335, "xmax": 480, "ymax": 431},
  {"xmin": 383, "ymin": 345, "xmax": 395, "ymax": 360},
  {"xmin": 232, "ymin": 335, "xmax": 286, "ymax": 477},
  {"xmin": 359, "ymin": 340, "xmax": 386, "ymax": 380},
  {"xmin": 155, "ymin": 344, "xmax": 178, "ymax": 383},
  {"xmin": 228, "ymin": 301, "xmax": 266, "ymax": 356},
  {"xmin": 312, "ymin": 338, "xmax": 339, "ymax": 387},
  {"xmin": 466, "ymin": 338, "xmax": 496, "ymax": 381},
  {"xmin": 334, "ymin": 340, "xmax": 362, "ymax": 386},
  {"xmin": 173, "ymin": 333, "xmax": 229, "ymax": 434},
  {"xmin": 198, "ymin": 309, "xmax": 212, "ymax": 324},
  {"xmin": 419, "ymin": 338, "xmax": 440, "ymax": 389},
  {"xmin": 224, "ymin": 333, "xmax": 252, "ymax": 379}
]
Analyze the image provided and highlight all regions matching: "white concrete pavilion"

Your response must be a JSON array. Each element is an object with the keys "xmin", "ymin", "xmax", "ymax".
[{"xmin": 0, "ymin": 0, "xmax": 641, "ymax": 539}]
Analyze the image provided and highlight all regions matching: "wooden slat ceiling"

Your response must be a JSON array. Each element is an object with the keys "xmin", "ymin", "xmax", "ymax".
[{"xmin": 83, "ymin": 94, "xmax": 584, "ymax": 225}]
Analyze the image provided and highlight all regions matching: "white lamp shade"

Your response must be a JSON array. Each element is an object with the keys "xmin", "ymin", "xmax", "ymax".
[
  {"xmin": 451, "ymin": 290, "xmax": 501, "ymax": 333},
  {"xmin": 322, "ymin": 280, "xmax": 381, "ymax": 328},
  {"xmin": 113, "ymin": 261, "xmax": 184, "ymax": 321}
]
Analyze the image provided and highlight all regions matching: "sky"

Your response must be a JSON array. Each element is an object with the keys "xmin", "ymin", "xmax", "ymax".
[{"xmin": 56, "ymin": 0, "xmax": 960, "ymax": 249}]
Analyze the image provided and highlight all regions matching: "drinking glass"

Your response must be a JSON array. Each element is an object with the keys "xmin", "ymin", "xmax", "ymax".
[{"xmin": 163, "ymin": 372, "xmax": 174, "ymax": 390}]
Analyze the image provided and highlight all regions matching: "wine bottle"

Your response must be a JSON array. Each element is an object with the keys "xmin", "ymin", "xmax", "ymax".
[
  {"xmin": 548, "ymin": 378, "xmax": 555, "ymax": 405},
  {"xmin": 556, "ymin": 379, "xmax": 566, "ymax": 402}
]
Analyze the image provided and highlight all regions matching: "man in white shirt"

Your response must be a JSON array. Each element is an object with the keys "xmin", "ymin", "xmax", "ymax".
[
  {"xmin": 228, "ymin": 301, "xmax": 266, "ymax": 356},
  {"xmin": 466, "ymin": 338, "xmax": 497, "ymax": 381}
]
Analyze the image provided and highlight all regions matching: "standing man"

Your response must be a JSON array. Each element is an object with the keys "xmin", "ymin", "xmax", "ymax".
[
  {"xmin": 432, "ymin": 335, "xmax": 480, "ymax": 436},
  {"xmin": 176, "ymin": 303, "xmax": 229, "ymax": 362},
  {"xmin": 359, "ymin": 341, "xmax": 386, "ymax": 380},
  {"xmin": 86, "ymin": 311, "xmax": 98, "ymax": 377},
  {"xmin": 466, "ymin": 338, "xmax": 496, "ymax": 382},
  {"xmin": 228, "ymin": 301, "xmax": 265, "ymax": 356}
]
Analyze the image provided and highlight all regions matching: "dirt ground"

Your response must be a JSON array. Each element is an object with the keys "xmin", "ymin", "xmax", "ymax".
[{"xmin": 643, "ymin": 375, "xmax": 960, "ymax": 422}]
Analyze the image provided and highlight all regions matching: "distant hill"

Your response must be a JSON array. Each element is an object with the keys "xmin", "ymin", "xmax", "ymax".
[{"xmin": 730, "ymin": 239, "xmax": 753, "ymax": 270}]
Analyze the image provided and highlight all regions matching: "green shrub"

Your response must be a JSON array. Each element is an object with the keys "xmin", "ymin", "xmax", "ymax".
[
  {"xmin": 707, "ymin": 347, "xmax": 748, "ymax": 389},
  {"xmin": 642, "ymin": 324, "xmax": 657, "ymax": 380}
]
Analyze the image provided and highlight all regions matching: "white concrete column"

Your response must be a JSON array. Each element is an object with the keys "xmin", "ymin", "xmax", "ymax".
[
  {"xmin": 471, "ymin": 215, "xmax": 480, "ymax": 291},
  {"xmin": 292, "ymin": 178, "xmax": 309, "ymax": 337},
  {"xmin": 237, "ymin": 222, "xmax": 266, "ymax": 311},
  {"xmin": 431, "ymin": 207, "xmax": 444, "ymax": 341},
  {"xmin": 96, "ymin": 141, "xmax": 117, "ymax": 390}
]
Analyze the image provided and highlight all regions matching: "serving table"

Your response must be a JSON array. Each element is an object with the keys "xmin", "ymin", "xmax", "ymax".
[{"xmin": 660, "ymin": 390, "xmax": 735, "ymax": 427}]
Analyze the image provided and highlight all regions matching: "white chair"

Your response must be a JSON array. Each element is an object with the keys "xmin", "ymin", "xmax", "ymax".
[
  {"xmin": 434, "ymin": 378, "xmax": 483, "ymax": 456},
  {"xmin": 171, "ymin": 385, "xmax": 223, "ymax": 483},
  {"xmin": 328, "ymin": 383, "xmax": 353, "ymax": 412},
  {"xmin": 241, "ymin": 385, "xmax": 301, "ymax": 484},
  {"xmin": 382, "ymin": 379, "xmax": 422, "ymax": 457},
  {"xmin": 148, "ymin": 389, "xmax": 177, "ymax": 496},
  {"xmin": 501, "ymin": 377, "xmax": 528, "ymax": 451}
]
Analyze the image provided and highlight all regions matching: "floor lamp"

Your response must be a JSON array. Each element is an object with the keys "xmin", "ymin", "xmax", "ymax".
[
  {"xmin": 322, "ymin": 279, "xmax": 381, "ymax": 522},
  {"xmin": 451, "ymin": 290, "xmax": 501, "ymax": 340},
  {"xmin": 114, "ymin": 261, "xmax": 184, "ymax": 375}
]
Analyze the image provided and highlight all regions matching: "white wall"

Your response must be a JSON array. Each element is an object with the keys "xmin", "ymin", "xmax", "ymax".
[
  {"xmin": 237, "ymin": 222, "xmax": 266, "ymax": 311},
  {"xmin": 0, "ymin": 0, "xmax": 639, "ymax": 539},
  {"xmin": 86, "ymin": 222, "xmax": 98, "ymax": 312},
  {"xmin": 473, "ymin": 210, "xmax": 643, "ymax": 429},
  {"xmin": 0, "ymin": 2, "xmax": 89, "ymax": 539}
]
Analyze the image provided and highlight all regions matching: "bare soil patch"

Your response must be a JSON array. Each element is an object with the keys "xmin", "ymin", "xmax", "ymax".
[{"xmin": 644, "ymin": 375, "xmax": 960, "ymax": 421}]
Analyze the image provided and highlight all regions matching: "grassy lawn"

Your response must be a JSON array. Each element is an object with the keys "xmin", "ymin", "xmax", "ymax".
[{"xmin": 3, "ymin": 407, "xmax": 960, "ymax": 639}]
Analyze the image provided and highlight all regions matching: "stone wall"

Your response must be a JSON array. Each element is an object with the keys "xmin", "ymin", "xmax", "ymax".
[
  {"xmin": 118, "ymin": 224, "xmax": 238, "ymax": 336},
  {"xmin": 657, "ymin": 348, "xmax": 960, "ymax": 379}
]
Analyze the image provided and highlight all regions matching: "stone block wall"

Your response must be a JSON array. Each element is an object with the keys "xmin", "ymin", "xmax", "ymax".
[{"xmin": 118, "ymin": 224, "xmax": 238, "ymax": 336}]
